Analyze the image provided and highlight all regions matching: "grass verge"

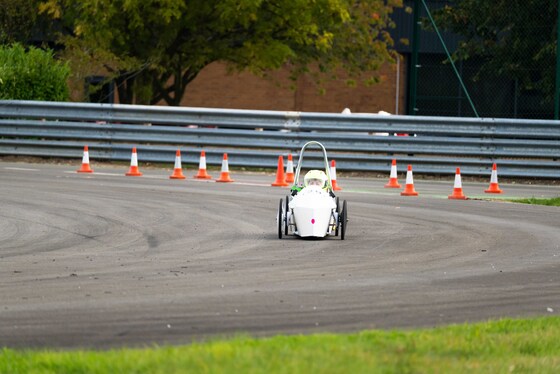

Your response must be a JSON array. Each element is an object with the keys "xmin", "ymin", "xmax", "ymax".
[
  {"xmin": 508, "ymin": 197, "xmax": 560, "ymax": 206},
  {"xmin": 2, "ymin": 317, "xmax": 560, "ymax": 373}
]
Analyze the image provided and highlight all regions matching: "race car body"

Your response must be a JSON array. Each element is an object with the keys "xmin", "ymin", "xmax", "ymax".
[
  {"xmin": 289, "ymin": 185, "xmax": 336, "ymax": 237},
  {"xmin": 277, "ymin": 141, "xmax": 348, "ymax": 240}
]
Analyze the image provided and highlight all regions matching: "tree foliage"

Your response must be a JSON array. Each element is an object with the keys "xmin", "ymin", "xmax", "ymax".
[
  {"xmin": 0, "ymin": 0, "xmax": 38, "ymax": 44},
  {"xmin": 431, "ymin": 0, "xmax": 557, "ymax": 101},
  {"xmin": 0, "ymin": 43, "xmax": 70, "ymax": 101},
  {"xmin": 40, "ymin": 0, "xmax": 403, "ymax": 105}
]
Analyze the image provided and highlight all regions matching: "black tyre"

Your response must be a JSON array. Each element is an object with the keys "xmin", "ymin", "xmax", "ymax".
[
  {"xmin": 335, "ymin": 196, "xmax": 340, "ymax": 236},
  {"xmin": 284, "ymin": 196, "xmax": 290, "ymax": 236},
  {"xmin": 278, "ymin": 198, "xmax": 283, "ymax": 239},
  {"xmin": 340, "ymin": 200, "xmax": 347, "ymax": 240}
]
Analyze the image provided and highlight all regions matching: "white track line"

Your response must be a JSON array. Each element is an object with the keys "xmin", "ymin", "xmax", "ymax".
[
  {"xmin": 65, "ymin": 170, "xmax": 268, "ymax": 186},
  {"xmin": 4, "ymin": 167, "xmax": 40, "ymax": 171}
]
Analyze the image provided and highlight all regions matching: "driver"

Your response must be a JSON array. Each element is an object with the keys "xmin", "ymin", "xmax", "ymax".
[
  {"xmin": 304, "ymin": 169, "xmax": 328, "ymax": 188},
  {"xmin": 291, "ymin": 169, "xmax": 335, "ymax": 196}
]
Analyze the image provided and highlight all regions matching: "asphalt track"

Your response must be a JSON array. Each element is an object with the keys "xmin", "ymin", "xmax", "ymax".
[{"xmin": 1, "ymin": 161, "xmax": 559, "ymax": 349}]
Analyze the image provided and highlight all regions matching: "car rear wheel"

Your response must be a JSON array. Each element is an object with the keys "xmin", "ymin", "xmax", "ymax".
[
  {"xmin": 277, "ymin": 198, "xmax": 284, "ymax": 239},
  {"xmin": 284, "ymin": 196, "xmax": 290, "ymax": 236},
  {"xmin": 340, "ymin": 200, "xmax": 347, "ymax": 240},
  {"xmin": 335, "ymin": 196, "xmax": 340, "ymax": 236}
]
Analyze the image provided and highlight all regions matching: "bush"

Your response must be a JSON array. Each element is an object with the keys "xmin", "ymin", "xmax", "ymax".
[{"xmin": 0, "ymin": 43, "xmax": 70, "ymax": 101}]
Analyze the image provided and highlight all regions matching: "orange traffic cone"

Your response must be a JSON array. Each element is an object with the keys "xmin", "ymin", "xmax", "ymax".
[
  {"xmin": 77, "ymin": 145, "xmax": 93, "ymax": 173},
  {"xmin": 169, "ymin": 149, "xmax": 186, "ymax": 179},
  {"xmin": 125, "ymin": 147, "xmax": 143, "ymax": 176},
  {"xmin": 448, "ymin": 168, "xmax": 467, "ymax": 199},
  {"xmin": 216, "ymin": 153, "xmax": 234, "ymax": 183},
  {"xmin": 194, "ymin": 150, "xmax": 212, "ymax": 179},
  {"xmin": 271, "ymin": 155, "xmax": 289, "ymax": 187},
  {"xmin": 384, "ymin": 159, "xmax": 401, "ymax": 188},
  {"xmin": 330, "ymin": 160, "xmax": 342, "ymax": 191},
  {"xmin": 285, "ymin": 153, "xmax": 295, "ymax": 183},
  {"xmin": 485, "ymin": 163, "xmax": 503, "ymax": 194},
  {"xmin": 400, "ymin": 165, "xmax": 419, "ymax": 196}
]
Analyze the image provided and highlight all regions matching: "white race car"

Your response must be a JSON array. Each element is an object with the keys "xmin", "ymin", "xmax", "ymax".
[{"xmin": 277, "ymin": 141, "xmax": 348, "ymax": 240}]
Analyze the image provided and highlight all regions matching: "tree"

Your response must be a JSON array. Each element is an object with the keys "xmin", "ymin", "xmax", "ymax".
[
  {"xmin": 431, "ymin": 0, "xmax": 557, "ymax": 102},
  {"xmin": 1, "ymin": 0, "xmax": 59, "ymax": 47},
  {"xmin": 0, "ymin": 0, "xmax": 38, "ymax": 44},
  {"xmin": 40, "ymin": 0, "xmax": 403, "ymax": 105}
]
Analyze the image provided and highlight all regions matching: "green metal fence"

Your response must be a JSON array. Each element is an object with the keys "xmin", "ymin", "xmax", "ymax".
[{"xmin": 402, "ymin": 0, "xmax": 557, "ymax": 119}]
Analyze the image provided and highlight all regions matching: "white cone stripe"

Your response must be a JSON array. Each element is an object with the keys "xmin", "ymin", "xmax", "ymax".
[
  {"xmin": 390, "ymin": 164, "xmax": 397, "ymax": 178},
  {"xmin": 286, "ymin": 160, "xmax": 294, "ymax": 173},
  {"xmin": 454, "ymin": 173, "xmax": 462, "ymax": 188},
  {"xmin": 174, "ymin": 156, "xmax": 181, "ymax": 169},
  {"xmin": 221, "ymin": 159, "xmax": 229, "ymax": 172},
  {"xmin": 405, "ymin": 170, "xmax": 414, "ymax": 184},
  {"xmin": 131, "ymin": 152, "xmax": 138, "ymax": 166},
  {"xmin": 490, "ymin": 169, "xmax": 498, "ymax": 183},
  {"xmin": 199, "ymin": 156, "xmax": 207, "ymax": 169},
  {"xmin": 330, "ymin": 166, "xmax": 337, "ymax": 180},
  {"xmin": 82, "ymin": 151, "xmax": 90, "ymax": 164}
]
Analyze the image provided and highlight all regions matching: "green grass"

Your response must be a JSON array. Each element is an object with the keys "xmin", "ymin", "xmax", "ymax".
[
  {"xmin": 2, "ymin": 317, "xmax": 560, "ymax": 373},
  {"xmin": 508, "ymin": 197, "xmax": 560, "ymax": 206}
]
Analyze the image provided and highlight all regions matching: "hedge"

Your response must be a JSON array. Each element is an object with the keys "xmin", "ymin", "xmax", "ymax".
[{"xmin": 0, "ymin": 43, "xmax": 70, "ymax": 101}]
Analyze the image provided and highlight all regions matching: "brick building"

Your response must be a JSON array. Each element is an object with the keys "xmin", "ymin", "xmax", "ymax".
[{"xmin": 181, "ymin": 59, "xmax": 407, "ymax": 114}]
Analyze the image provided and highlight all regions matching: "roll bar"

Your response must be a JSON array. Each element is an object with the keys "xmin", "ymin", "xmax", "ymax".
[{"xmin": 292, "ymin": 141, "xmax": 332, "ymax": 190}]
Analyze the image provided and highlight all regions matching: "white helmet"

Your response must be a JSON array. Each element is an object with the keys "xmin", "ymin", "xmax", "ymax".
[{"xmin": 304, "ymin": 170, "xmax": 328, "ymax": 188}]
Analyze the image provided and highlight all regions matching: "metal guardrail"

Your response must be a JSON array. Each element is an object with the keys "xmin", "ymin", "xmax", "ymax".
[{"xmin": 0, "ymin": 100, "xmax": 559, "ymax": 178}]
